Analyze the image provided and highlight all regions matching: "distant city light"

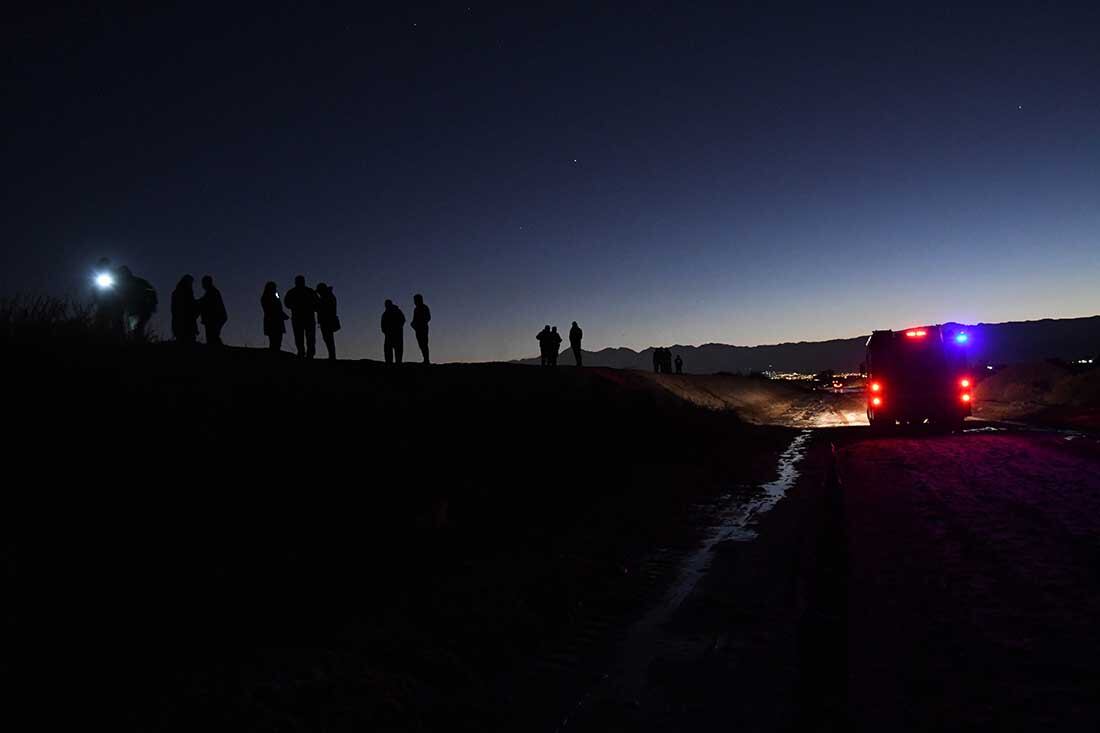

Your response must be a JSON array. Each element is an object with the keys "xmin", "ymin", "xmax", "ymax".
[{"xmin": 94, "ymin": 273, "xmax": 115, "ymax": 289}]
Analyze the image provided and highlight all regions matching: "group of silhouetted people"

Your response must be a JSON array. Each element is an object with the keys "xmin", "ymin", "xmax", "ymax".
[
  {"xmin": 256, "ymin": 276, "xmax": 342, "ymax": 359},
  {"xmin": 537, "ymin": 321, "xmax": 583, "ymax": 366},
  {"xmin": 157, "ymin": 265, "xmax": 434, "ymax": 363},
  {"xmin": 92, "ymin": 259, "xmax": 640, "ymax": 371},
  {"xmin": 652, "ymin": 347, "xmax": 683, "ymax": 374}
]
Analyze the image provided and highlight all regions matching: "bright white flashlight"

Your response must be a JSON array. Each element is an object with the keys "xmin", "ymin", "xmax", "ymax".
[{"xmin": 95, "ymin": 273, "xmax": 115, "ymax": 289}]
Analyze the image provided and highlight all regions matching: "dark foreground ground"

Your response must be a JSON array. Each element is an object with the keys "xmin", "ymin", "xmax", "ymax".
[
  {"xmin": 3, "ymin": 343, "xmax": 793, "ymax": 731},
  {"xmin": 840, "ymin": 427, "xmax": 1100, "ymax": 732},
  {"xmin": 5, "ymin": 343, "xmax": 1099, "ymax": 731}
]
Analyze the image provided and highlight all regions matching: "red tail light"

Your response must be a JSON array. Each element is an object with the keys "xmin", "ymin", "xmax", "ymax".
[
  {"xmin": 959, "ymin": 378, "xmax": 971, "ymax": 388},
  {"xmin": 905, "ymin": 329, "xmax": 927, "ymax": 337},
  {"xmin": 961, "ymin": 393, "xmax": 971, "ymax": 403},
  {"xmin": 871, "ymin": 382, "xmax": 881, "ymax": 392},
  {"xmin": 871, "ymin": 396, "xmax": 882, "ymax": 406}
]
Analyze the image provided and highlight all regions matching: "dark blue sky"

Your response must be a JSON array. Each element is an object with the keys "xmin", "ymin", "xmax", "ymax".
[{"xmin": 4, "ymin": 2, "xmax": 1098, "ymax": 360}]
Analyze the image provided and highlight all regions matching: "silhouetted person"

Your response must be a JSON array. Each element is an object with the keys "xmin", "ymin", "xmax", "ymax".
[
  {"xmin": 381, "ymin": 299, "xmax": 406, "ymax": 364},
  {"xmin": 261, "ymin": 281, "xmax": 289, "ymax": 351},
  {"xmin": 537, "ymin": 325, "xmax": 552, "ymax": 366},
  {"xmin": 171, "ymin": 274, "xmax": 198, "ymax": 344},
  {"xmin": 284, "ymin": 275, "xmax": 318, "ymax": 358},
  {"xmin": 569, "ymin": 321, "xmax": 583, "ymax": 366},
  {"xmin": 117, "ymin": 265, "xmax": 157, "ymax": 340},
  {"xmin": 93, "ymin": 257, "xmax": 125, "ymax": 338},
  {"xmin": 197, "ymin": 275, "xmax": 228, "ymax": 346},
  {"xmin": 653, "ymin": 348, "xmax": 661, "ymax": 373},
  {"xmin": 675, "ymin": 354, "xmax": 683, "ymax": 374},
  {"xmin": 316, "ymin": 283, "xmax": 340, "ymax": 360},
  {"xmin": 411, "ymin": 293, "xmax": 431, "ymax": 364},
  {"xmin": 548, "ymin": 326, "xmax": 562, "ymax": 366}
]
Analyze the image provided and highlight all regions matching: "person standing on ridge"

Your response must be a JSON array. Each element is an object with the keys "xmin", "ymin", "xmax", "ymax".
[
  {"xmin": 171, "ymin": 274, "xmax": 198, "ymax": 344},
  {"xmin": 675, "ymin": 354, "xmax": 683, "ymax": 374},
  {"xmin": 92, "ymin": 258, "xmax": 125, "ymax": 339},
  {"xmin": 569, "ymin": 321, "xmax": 583, "ymax": 366},
  {"xmin": 261, "ymin": 281, "xmax": 289, "ymax": 351},
  {"xmin": 197, "ymin": 275, "xmax": 228, "ymax": 346},
  {"xmin": 548, "ymin": 326, "xmax": 563, "ymax": 366},
  {"xmin": 381, "ymin": 299, "xmax": 406, "ymax": 364},
  {"xmin": 316, "ymin": 283, "xmax": 340, "ymax": 360},
  {"xmin": 537, "ymin": 325, "xmax": 552, "ymax": 366},
  {"xmin": 284, "ymin": 275, "xmax": 319, "ymax": 358},
  {"xmin": 118, "ymin": 265, "xmax": 157, "ymax": 340},
  {"xmin": 411, "ymin": 293, "xmax": 431, "ymax": 364}
]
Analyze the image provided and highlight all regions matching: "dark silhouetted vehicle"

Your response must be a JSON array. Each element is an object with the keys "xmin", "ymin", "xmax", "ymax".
[{"xmin": 865, "ymin": 324, "xmax": 973, "ymax": 430}]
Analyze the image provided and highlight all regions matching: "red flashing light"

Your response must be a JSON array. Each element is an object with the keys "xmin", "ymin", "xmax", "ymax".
[
  {"xmin": 871, "ymin": 382, "xmax": 881, "ymax": 392},
  {"xmin": 961, "ymin": 393, "xmax": 971, "ymax": 403},
  {"xmin": 905, "ymin": 329, "xmax": 927, "ymax": 338},
  {"xmin": 959, "ymin": 378, "xmax": 971, "ymax": 388},
  {"xmin": 871, "ymin": 396, "xmax": 882, "ymax": 406}
]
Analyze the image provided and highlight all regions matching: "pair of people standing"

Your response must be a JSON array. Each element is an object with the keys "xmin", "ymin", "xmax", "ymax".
[
  {"xmin": 380, "ymin": 294, "xmax": 431, "ymax": 364},
  {"xmin": 172, "ymin": 274, "xmax": 226, "ymax": 346},
  {"xmin": 537, "ymin": 326, "xmax": 562, "ymax": 366},
  {"xmin": 263, "ymin": 276, "xmax": 339, "ymax": 359}
]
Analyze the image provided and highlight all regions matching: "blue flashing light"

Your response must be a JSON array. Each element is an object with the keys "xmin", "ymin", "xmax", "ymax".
[{"xmin": 955, "ymin": 332, "xmax": 969, "ymax": 344}]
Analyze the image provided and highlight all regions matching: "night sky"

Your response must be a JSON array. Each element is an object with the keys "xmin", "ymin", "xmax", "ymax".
[{"xmin": 5, "ymin": 3, "xmax": 1098, "ymax": 361}]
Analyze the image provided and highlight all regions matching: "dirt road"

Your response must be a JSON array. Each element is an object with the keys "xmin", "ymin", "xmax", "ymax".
[
  {"xmin": 556, "ymin": 424, "xmax": 1100, "ymax": 731},
  {"xmin": 839, "ymin": 426, "xmax": 1100, "ymax": 731}
]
